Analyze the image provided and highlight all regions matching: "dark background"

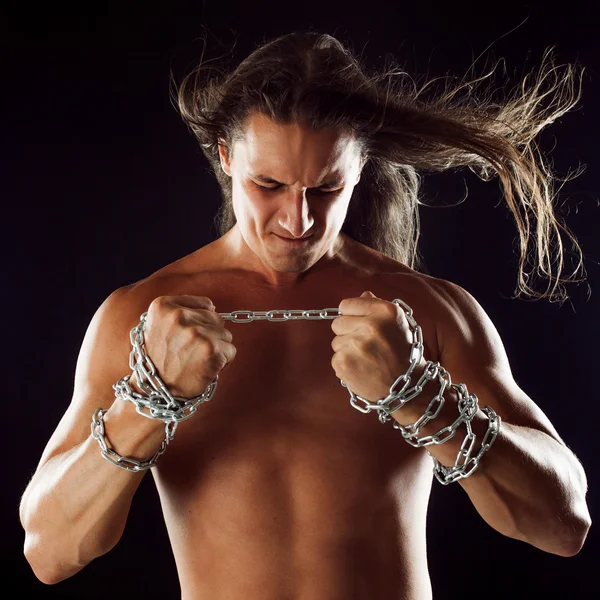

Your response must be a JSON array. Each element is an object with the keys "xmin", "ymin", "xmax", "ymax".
[{"xmin": 3, "ymin": 1, "xmax": 598, "ymax": 598}]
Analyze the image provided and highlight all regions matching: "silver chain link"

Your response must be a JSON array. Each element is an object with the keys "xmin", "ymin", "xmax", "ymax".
[
  {"xmin": 91, "ymin": 298, "xmax": 500, "ymax": 483},
  {"xmin": 90, "ymin": 408, "xmax": 174, "ymax": 473},
  {"xmin": 115, "ymin": 312, "xmax": 219, "ymax": 423}
]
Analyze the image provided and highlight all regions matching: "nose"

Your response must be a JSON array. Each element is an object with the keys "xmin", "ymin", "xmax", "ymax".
[{"xmin": 279, "ymin": 190, "xmax": 314, "ymax": 239}]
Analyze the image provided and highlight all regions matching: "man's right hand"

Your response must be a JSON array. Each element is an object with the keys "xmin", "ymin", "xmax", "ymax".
[{"xmin": 140, "ymin": 295, "xmax": 237, "ymax": 399}]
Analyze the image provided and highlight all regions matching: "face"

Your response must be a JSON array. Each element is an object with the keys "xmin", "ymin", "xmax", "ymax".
[{"xmin": 217, "ymin": 111, "xmax": 365, "ymax": 288}]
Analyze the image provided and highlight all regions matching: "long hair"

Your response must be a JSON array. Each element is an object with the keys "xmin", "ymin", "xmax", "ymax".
[{"xmin": 172, "ymin": 30, "xmax": 588, "ymax": 303}]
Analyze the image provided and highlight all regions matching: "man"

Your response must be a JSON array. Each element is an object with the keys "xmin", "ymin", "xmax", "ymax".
[{"xmin": 20, "ymin": 32, "xmax": 591, "ymax": 599}]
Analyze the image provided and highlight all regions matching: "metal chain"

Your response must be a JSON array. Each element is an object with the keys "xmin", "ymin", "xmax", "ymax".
[
  {"xmin": 91, "ymin": 298, "xmax": 500, "ymax": 481},
  {"xmin": 90, "ymin": 408, "xmax": 174, "ymax": 473}
]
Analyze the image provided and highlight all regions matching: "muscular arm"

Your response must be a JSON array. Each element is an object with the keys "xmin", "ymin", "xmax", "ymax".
[
  {"xmin": 19, "ymin": 286, "xmax": 166, "ymax": 584},
  {"xmin": 392, "ymin": 280, "xmax": 591, "ymax": 557},
  {"xmin": 20, "ymin": 396, "xmax": 165, "ymax": 584}
]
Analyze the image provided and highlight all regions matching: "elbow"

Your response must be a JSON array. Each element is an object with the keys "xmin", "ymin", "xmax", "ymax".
[
  {"xmin": 557, "ymin": 515, "xmax": 592, "ymax": 558},
  {"xmin": 515, "ymin": 508, "xmax": 592, "ymax": 558},
  {"xmin": 25, "ymin": 558, "xmax": 76, "ymax": 586},
  {"xmin": 23, "ymin": 532, "xmax": 87, "ymax": 585},
  {"xmin": 22, "ymin": 517, "xmax": 124, "ymax": 584},
  {"xmin": 559, "ymin": 492, "xmax": 593, "ymax": 557}
]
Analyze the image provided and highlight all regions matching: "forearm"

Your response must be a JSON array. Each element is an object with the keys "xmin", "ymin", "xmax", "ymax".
[
  {"xmin": 20, "ymin": 399, "xmax": 166, "ymax": 584},
  {"xmin": 391, "ymin": 376, "xmax": 591, "ymax": 556}
]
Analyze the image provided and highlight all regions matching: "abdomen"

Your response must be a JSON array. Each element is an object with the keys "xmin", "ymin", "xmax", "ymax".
[{"xmin": 153, "ymin": 419, "xmax": 434, "ymax": 600}]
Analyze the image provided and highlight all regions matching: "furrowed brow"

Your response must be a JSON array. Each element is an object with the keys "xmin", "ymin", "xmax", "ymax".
[{"xmin": 251, "ymin": 173, "xmax": 342, "ymax": 188}]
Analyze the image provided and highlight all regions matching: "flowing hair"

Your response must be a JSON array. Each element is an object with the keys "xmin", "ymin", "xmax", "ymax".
[{"xmin": 171, "ymin": 30, "xmax": 588, "ymax": 303}]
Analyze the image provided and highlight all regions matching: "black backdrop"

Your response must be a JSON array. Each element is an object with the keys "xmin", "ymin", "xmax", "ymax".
[{"xmin": 3, "ymin": 1, "xmax": 598, "ymax": 598}]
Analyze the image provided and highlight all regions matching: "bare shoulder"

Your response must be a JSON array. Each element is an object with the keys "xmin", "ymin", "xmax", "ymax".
[
  {"xmin": 424, "ymin": 277, "xmax": 510, "ymax": 367},
  {"xmin": 357, "ymin": 242, "xmax": 453, "ymax": 314},
  {"xmin": 119, "ymin": 240, "xmax": 218, "ymax": 302},
  {"xmin": 388, "ymin": 274, "xmax": 481, "ymax": 348}
]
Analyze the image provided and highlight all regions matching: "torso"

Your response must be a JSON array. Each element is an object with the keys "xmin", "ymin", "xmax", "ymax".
[{"xmin": 130, "ymin": 235, "xmax": 445, "ymax": 600}]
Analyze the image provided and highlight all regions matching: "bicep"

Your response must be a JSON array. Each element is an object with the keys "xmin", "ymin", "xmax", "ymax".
[
  {"xmin": 35, "ymin": 285, "xmax": 149, "ymax": 471},
  {"xmin": 433, "ymin": 279, "xmax": 568, "ymax": 448}
]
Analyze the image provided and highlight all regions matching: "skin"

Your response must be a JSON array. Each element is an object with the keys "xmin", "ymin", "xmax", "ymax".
[{"xmin": 216, "ymin": 111, "xmax": 367, "ymax": 288}]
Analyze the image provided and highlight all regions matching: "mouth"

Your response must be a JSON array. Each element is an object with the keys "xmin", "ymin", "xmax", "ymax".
[{"xmin": 274, "ymin": 234, "xmax": 313, "ymax": 244}]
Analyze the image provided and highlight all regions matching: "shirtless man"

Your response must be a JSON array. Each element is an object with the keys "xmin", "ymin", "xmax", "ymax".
[{"xmin": 20, "ymin": 109, "xmax": 591, "ymax": 598}]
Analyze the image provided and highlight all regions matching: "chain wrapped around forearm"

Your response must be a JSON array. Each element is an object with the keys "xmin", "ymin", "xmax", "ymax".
[
  {"xmin": 90, "ymin": 407, "xmax": 174, "ymax": 473},
  {"xmin": 91, "ymin": 312, "xmax": 219, "ymax": 472},
  {"xmin": 337, "ymin": 299, "xmax": 501, "ymax": 484},
  {"xmin": 91, "ymin": 298, "xmax": 500, "ymax": 481}
]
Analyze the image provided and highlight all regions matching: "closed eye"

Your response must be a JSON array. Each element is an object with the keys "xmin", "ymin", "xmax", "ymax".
[
  {"xmin": 255, "ymin": 183, "xmax": 280, "ymax": 191},
  {"xmin": 254, "ymin": 182, "xmax": 339, "ymax": 194}
]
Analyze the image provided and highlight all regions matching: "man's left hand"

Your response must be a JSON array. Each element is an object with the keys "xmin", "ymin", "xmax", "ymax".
[{"xmin": 330, "ymin": 291, "xmax": 423, "ymax": 402}]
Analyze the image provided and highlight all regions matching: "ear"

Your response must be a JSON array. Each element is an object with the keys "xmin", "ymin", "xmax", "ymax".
[
  {"xmin": 355, "ymin": 155, "xmax": 367, "ymax": 185},
  {"xmin": 217, "ymin": 138, "xmax": 232, "ymax": 176}
]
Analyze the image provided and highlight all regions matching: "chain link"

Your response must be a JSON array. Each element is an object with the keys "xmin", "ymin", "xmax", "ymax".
[
  {"xmin": 90, "ymin": 408, "xmax": 174, "ymax": 473},
  {"xmin": 91, "ymin": 298, "xmax": 500, "ymax": 482}
]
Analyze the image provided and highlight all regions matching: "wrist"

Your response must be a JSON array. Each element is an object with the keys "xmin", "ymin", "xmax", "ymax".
[
  {"xmin": 101, "ymin": 395, "xmax": 168, "ymax": 461},
  {"xmin": 388, "ymin": 359, "xmax": 444, "ymax": 427}
]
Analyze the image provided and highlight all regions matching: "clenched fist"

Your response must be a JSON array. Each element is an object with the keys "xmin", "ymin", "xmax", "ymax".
[{"xmin": 140, "ymin": 294, "xmax": 237, "ymax": 398}]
